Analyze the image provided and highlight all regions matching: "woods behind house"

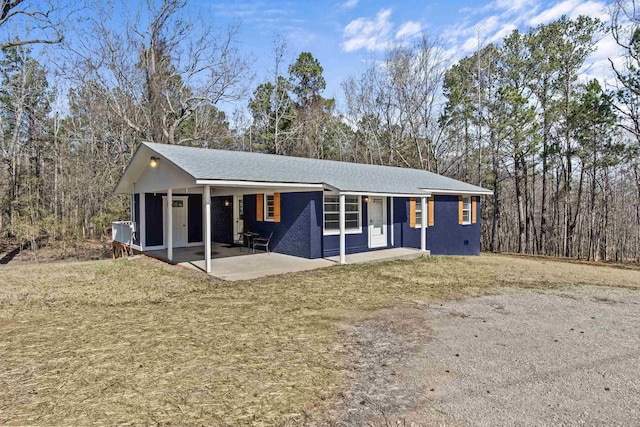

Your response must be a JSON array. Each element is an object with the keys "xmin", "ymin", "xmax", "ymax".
[{"xmin": 1, "ymin": 0, "xmax": 640, "ymax": 262}]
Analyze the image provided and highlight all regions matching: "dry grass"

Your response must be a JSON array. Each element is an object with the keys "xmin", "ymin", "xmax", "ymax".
[
  {"xmin": 1, "ymin": 254, "xmax": 639, "ymax": 425},
  {"xmin": 0, "ymin": 238, "xmax": 109, "ymax": 265}
]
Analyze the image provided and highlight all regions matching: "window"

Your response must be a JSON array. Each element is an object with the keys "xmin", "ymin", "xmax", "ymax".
[
  {"xmin": 324, "ymin": 194, "xmax": 361, "ymax": 234},
  {"xmin": 265, "ymin": 194, "xmax": 275, "ymax": 221},
  {"xmin": 257, "ymin": 193, "xmax": 280, "ymax": 222},
  {"xmin": 238, "ymin": 198, "xmax": 244, "ymax": 220},
  {"xmin": 462, "ymin": 196, "xmax": 472, "ymax": 224},
  {"xmin": 172, "ymin": 200, "xmax": 183, "ymax": 208},
  {"xmin": 412, "ymin": 197, "xmax": 434, "ymax": 227}
]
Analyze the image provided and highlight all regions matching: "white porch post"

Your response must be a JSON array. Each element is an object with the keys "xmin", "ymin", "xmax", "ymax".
[
  {"xmin": 139, "ymin": 193, "xmax": 146, "ymax": 251},
  {"xmin": 167, "ymin": 189, "xmax": 173, "ymax": 262},
  {"xmin": 339, "ymin": 193, "xmax": 346, "ymax": 264},
  {"xmin": 204, "ymin": 185, "xmax": 211, "ymax": 273},
  {"xmin": 420, "ymin": 196, "xmax": 427, "ymax": 252},
  {"xmin": 390, "ymin": 196, "xmax": 394, "ymax": 247}
]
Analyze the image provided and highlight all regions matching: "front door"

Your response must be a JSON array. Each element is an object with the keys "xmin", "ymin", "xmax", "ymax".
[
  {"xmin": 233, "ymin": 195, "xmax": 244, "ymax": 241},
  {"xmin": 168, "ymin": 197, "xmax": 188, "ymax": 248},
  {"xmin": 368, "ymin": 197, "xmax": 387, "ymax": 248}
]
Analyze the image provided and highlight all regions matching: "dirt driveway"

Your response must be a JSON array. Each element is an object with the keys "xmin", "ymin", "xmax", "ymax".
[{"xmin": 328, "ymin": 285, "xmax": 640, "ymax": 426}]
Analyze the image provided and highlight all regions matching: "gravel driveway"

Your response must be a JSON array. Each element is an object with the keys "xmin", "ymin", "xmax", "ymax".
[{"xmin": 330, "ymin": 285, "xmax": 640, "ymax": 426}]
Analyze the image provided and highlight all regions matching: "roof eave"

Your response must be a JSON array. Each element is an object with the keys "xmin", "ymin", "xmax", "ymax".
[
  {"xmin": 425, "ymin": 188, "xmax": 493, "ymax": 196},
  {"xmin": 337, "ymin": 190, "xmax": 432, "ymax": 198},
  {"xmin": 195, "ymin": 179, "xmax": 325, "ymax": 189}
]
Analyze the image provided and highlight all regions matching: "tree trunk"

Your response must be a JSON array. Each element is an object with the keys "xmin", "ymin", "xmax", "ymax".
[{"xmin": 515, "ymin": 155, "xmax": 527, "ymax": 254}]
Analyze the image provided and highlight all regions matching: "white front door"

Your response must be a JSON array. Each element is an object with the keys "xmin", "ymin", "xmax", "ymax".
[
  {"xmin": 368, "ymin": 197, "xmax": 387, "ymax": 248},
  {"xmin": 167, "ymin": 197, "xmax": 188, "ymax": 248},
  {"xmin": 233, "ymin": 195, "xmax": 244, "ymax": 241}
]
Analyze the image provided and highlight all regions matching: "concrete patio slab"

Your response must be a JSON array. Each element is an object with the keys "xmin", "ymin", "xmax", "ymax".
[
  {"xmin": 145, "ymin": 244, "xmax": 334, "ymax": 281},
  {"xmin": 145, "ymin": 245, "xmax": 427, "ymax": 281},
  {"xmin": 188, "ymin": 253, "xmax": 334, "ymax": 281}
]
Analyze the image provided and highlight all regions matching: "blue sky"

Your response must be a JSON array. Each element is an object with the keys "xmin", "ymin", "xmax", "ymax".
[{"xmin": 202, "ymin": 0, "xmax": 615, "ymax": 110}]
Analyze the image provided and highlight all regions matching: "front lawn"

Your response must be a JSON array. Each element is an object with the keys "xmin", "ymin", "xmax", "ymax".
[{"xmin": 1, "ymin": 254, "xmax": 639, "ymax": 424}]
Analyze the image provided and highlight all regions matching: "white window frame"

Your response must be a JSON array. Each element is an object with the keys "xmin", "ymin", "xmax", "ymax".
[
  {"xmin": 264, "ymin": 193, "xmax": 275, "ymax": 222},
  {"xmin": 413, "ymin": 198, "xmax": 423, "ymax": 228},
  {"xmin": 462, "ymin": 196, "xmax": 472, "ymax": 225},
  {"xmin": 323, "ymin": 193, "xmax": 362, "ymax": 236}
]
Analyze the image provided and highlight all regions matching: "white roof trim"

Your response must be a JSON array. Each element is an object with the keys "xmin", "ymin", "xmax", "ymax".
[
  {"xmin": 195, "ymin": 179, "xmax": 324, "ymax": 189},
  {"xmin": 425, "ymin": 188, "xmax": 493, "ymax": 196},
  {"xmin": 338, "ymin": 191, "xmax": 432, "ymax": 198}
]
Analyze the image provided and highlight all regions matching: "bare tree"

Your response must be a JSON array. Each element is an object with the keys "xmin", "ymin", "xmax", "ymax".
[
  {"xmin": 343, "ymin": 34, "xmax": 448, "ymax": 170},
  {"xmin": 0, "ymin": 0, "xmax": 68, "ymax": 49},
  {"xmin": 68, "ymin": 0, "xmax": 251, "ymax": 145}
]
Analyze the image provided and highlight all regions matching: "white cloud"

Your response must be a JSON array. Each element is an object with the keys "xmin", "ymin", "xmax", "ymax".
[
  {"xmin": 476, "ymin": 15, "xmax": 501, "ymax": 35},
  {"xmin": 581, "ymin": 32, "xmax": 625, "ymax": 87},
  {"xmin": 461, "ymin": 36, "xmax": 480, "ymax": 52},
  {"xmin": 489, "ymin": 23, "xmax": 518, "ymax": 43},
  {"xmin": 489, "ymin": 0, "xmax": 539, "ymax": 16},
  {"xmin": 396, "ymin": 21, "xmax": 422, "ymax": 40},
  {"xmin": 341, "ymin": 9, "xmax": 426, "ymax": 52},
  {"xmin": 440, "ymin": 0, "xmax": 610, "ymax": 65},
  {"xmin": 530, "ymin": 0, "xmax": 577, "ymax": 25},
  {"xmin": 570, "ymin": 1, "xmax": 608, "ymax": 21},
  {"xmin": 339, "ymin": 0, "xmax": 359, "ymax": 10},
  {"xmin": 341, "ymin": 8, "xmax": 394, "ymax": 52}
]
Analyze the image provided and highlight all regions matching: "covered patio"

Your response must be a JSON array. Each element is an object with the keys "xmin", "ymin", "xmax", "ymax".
[{"xmin": 143, "ymin": 245, "xmax": 424, "ymax": 281}]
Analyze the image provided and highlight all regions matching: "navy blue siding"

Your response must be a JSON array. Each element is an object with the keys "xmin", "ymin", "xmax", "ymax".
[
  {"xmin": 145, "ymin": 193, "xmax": 164, "ymax": 247},
  {"xmin": 141, "ymin": 190, "xmax": 481, "ymax": 256},
  {"xmin": 144, "ymin": 192, "xmax": 204, "ymax": 247},
  {"xmin": 243, "ymin": 191, "xmax": 319, "ymax": 258},
  {"xmin": 322, "ymin": 198, "xmax": 370, "ymax": 257},
  {"xmin": 188, "ymin": 194, "xmax": 202, "ymax": 243},
  {"xmin": 212, "ymin": 196, "xmax": 234, "ymax": 244},
  {"xmin": 396, "ymin": 195, "xmax": 481, "ymax": 255},
  {"xmin": 387, "ymin": 199, "xmax": 393, "ymax": 247},
  {"xmin": 133, "ymin": 193, "xmax": 140, "ymax": 246},
  {"xmin": 427, "ymin": 195, "xmax": 481, "ymax": 255},
  {"xmin": 392, "ymin": 197, "xmax": 406, "ymax": 249},
  {"xmin": 309, "ymin": 194, "xmax": 323, "ymax": 259}
]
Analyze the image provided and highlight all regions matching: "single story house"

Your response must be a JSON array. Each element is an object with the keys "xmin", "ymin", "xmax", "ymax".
[{"xmin": 113, "ymin": 142, "xmax": 491, "ymax": 272}]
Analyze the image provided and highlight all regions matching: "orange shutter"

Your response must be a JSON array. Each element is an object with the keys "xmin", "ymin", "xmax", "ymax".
[
  {"xmin": 472, "ymin": 196, "xmax": 477, "ymax": 224},
  {"xmin": 274, "ymin": 193, "xmax": 281, "ymax": 223},
  {"xmin": 409, "ymin": 198, "xmax": 416, "ymax": 227},
  {"xmin": 458, "ymin": 196, "xmax": 463, "ymax": 224},
  {"xmin": 256, "ymin": 194, "xmax": 263, "ymax": 221},
  {"xmin": 428, "ymin": 197, "xmax": 435, "ymax": 227}
]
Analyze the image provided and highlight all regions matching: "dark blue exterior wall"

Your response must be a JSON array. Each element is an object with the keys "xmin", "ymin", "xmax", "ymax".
[
  {"xmin": 395, "ymin": 195, "xmax": 481, "ymax": 255},
  {"xmin": 243, "ymin": 191, "xmax": 321, "ymax": 258},
  {"xmin": 133, "ymin": 193, "xmax": 140, "ymax": 246},
  {"xmin": 141, "ymin": 190, "xmax": 482, "ymax": 256},
  {"xmin": 392, "ymin": 197, "xmax": 407, "ymax": 249},
  {"xmin": 188, "ymin": 194, "xmax": 202, "ymax": 243},
  {"xmin": 145, "ymin": 193, "xmax": 164, "ymax": 247},
  {"xmin": 212, "ymin": 196, "xmax": 233, "ymax": 244},
  {"xmin": 427, "ymin": 195, "xmax": 481, "ymax": 255},
  {"xmin": 309, "ymin": 194, "xmax": 323, "ymax": 259},
  {"xmin": 144, "ymin": 192, "xmax": 204, "ymax": 247}
]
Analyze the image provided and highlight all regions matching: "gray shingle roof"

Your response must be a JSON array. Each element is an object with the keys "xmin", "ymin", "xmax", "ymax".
[{"xmin": 143, "ymin": 141, "xmax": 491, "ymax": 195}]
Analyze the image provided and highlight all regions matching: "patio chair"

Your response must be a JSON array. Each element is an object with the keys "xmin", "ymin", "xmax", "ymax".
[
  {"xmin": 240, "ymin": 230, "xmax": 258, "ymax": 252},
  {"xmin": 235, "ymin": 230, "xmax": 246, "ymax": 251},
  {"xmin": 252, "ymin": 232, "xmax": 273, "ymax": 254}
]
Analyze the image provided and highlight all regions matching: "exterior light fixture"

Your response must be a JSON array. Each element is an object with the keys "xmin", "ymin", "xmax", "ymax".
[
  {"xmin": 150, "ymin": 156, "xmax": 159, "ymax": 168},
  {"xmin": 364, "ymin": 196, "xmax": 369, "ymax": 203},
  {"xmin": 224, "ymin": 200, "xmax": 230, "ymax": 207}
]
